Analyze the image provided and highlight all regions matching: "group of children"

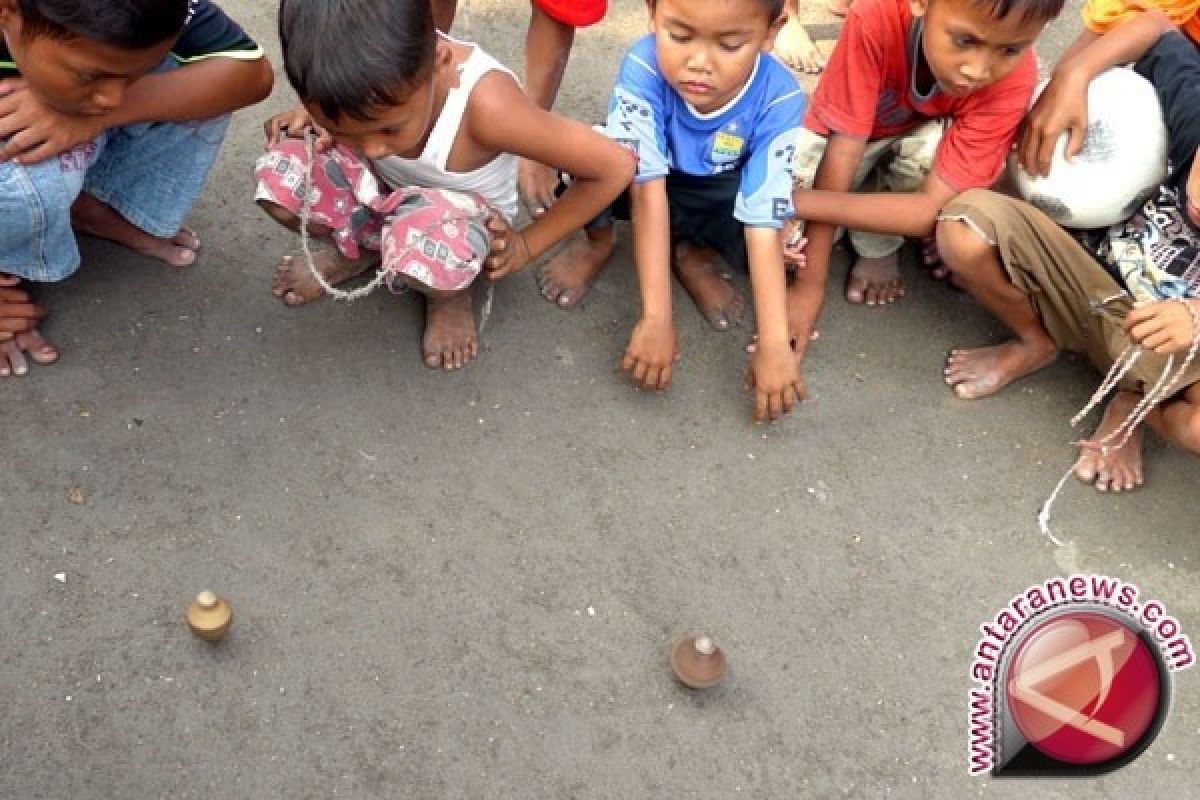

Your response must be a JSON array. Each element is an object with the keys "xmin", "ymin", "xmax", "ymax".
[{"xmin": 0, "ymin": 0, "xmax": 1196, "ymax": 493}]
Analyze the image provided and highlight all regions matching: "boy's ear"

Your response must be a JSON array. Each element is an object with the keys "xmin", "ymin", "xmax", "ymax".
[
  {"xmin": 434, "ymin": 36, "xmax": 455, "ymax": 68},
  {"xmin": 909, "ymin": 0, "xmax": 930, "ymax": 18},
  {"xmin": 761, "ymin": 11, "xmax": 788, "ymax": 52},
  {"xmin": 0, "ymin": 0, "xmax": 20, "ymax": 31}
]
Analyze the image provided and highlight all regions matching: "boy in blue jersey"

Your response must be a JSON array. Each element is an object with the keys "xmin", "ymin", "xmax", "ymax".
[{"xmin": 540, "ymin": 0, "xmax": 805, "ymax": 422}]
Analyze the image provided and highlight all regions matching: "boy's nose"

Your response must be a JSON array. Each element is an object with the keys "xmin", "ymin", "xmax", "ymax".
[
  {"xmin": 685, "ymin": 47, "xmax": 711, "ymax": 72},
  {"xmin": 960, "ymin": 56, "xmax": 991, "ymax": 84},
  {"xmin": 362, "ymin": 141, "xmax": 391, "ymax": 160},
  {"xmin": 91, "ymin": 81, "xmax": 125, "ymax": 112}
]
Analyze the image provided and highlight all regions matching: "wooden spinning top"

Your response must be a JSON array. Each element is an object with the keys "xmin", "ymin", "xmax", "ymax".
[
  {"xmin": 186, "ymin": 591, "xmax": 233, "ymax": 642},
  {"xmin": 670, "ymin": 635, "xmax": 726, "ymax": 689}
]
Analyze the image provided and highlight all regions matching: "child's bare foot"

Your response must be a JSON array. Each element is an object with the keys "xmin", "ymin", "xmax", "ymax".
[
  {"xmin": 846, "ymin": 251, "xmax": 904, "ymax": 306},
  {"xmin": 828, "ymin": 0, "xmax": 853, "ymax": 15},
  {"xmin": 71, "ymin": 193, "xmax": 199, "ymax": 267},
  {"xmin": 1074, "ymin": 390, "xmax": 1145, "ymax": 492},
  {"xmin": 518, "ymin": 158, "xmax": 561, "ymax": 217},
  {"xmin": 537, "ymin": 229, "xmax": 614, "ymax": 309},
  {"xmin": 271, "ymin": 251, "xmax": 375, "ymax": 306},
  {"xmin": 944, "ymin": 338, "xmax": 1057, "ymax": 399},
  {"xmin": 423, "ymin": 290, "xmax": 477, "ymax": 370},
  {"xmin": 922, "ymin": 236, "xmax": 948, "ymax": 280},
  {"xmin": 673, "ymin": 242, "xmax": 745, "ymax": 331},
  {"xmin": 0, "ymin": 329, "xmax": 59, "ymax": 377},
  {"xmin": 773, "ymin": 16, "xmax": 825, "ymax": 74}
]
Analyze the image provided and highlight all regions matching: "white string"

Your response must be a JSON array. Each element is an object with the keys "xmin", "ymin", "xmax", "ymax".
[
  {"xmin": 1039, "ymin": 298, "xmax": 1200, "ymax": 543},
  {"xmin": 297, "ymin": 131, "xmax": 388, "ymax": 302},
  {"xmin": 295, "ymin": 126, "xmax": 498, "ymax": 335}
]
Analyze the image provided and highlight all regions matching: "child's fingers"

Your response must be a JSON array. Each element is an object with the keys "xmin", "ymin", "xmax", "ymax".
[
  {"xmin": 619, "ymin": 351, "xmax": 637, "ymax": 374},
  {"xmin": 484, "ymin": 256, "xmax": 510, "ymax": 280},
  {"xmin": 655, "ymin": 363, "xmax": 672, "ymax": 392},
  {"xmin": 1123, "ymin": 304, "xmax": 1156, "ymax": 327},
  {"xmin": 485, "ymin": 213, "xmax": 509, "ymax": 237},
  {"xmin": 631, "ymin": 358, "xmax": 649, "ymax": 387},
  {"xmin": 1140, "ymin": 330, "xmax": 1174, "ymax": 353},
  {"xmin": 781, "ymin": 384, "xmax": 797, "ymax": 415},
  {"xmin": 753, "ymin": 387, "xmax": 769, "ymax": 423},
  {"xmin": 1064, "ymin": 121, "xmax": 1087, "ymax": 162},
  {"xmin": 13, "ymin": 136, "xmax": 60, "ymax": 166},
  {"xmin": 1126, "ymin": 316, "xmax": 1163, "ymax": 343}
]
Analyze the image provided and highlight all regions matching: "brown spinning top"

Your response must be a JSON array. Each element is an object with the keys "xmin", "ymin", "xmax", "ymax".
[
  {"xmin": 186, "ymin": 591, "xmax": 233, "ymax": 642},
  {"xmin": 670, "ymin": 635, "xmax": 726, "ymax": 689}
]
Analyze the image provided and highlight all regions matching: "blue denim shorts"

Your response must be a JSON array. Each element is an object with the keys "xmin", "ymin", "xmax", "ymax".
[{"xmin": 0, "ymin": 104, "xmax": 230, "ymax": 283}]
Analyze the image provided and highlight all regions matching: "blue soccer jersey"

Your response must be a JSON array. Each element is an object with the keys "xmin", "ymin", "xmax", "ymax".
[{"xmin": 603, "ymin": 34, "xmax": 806, "ymax": 229}]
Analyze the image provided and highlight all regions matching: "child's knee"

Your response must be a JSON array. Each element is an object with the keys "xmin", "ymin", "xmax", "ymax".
[
  {"xmin": 792, "ymin": 128, "xmax": 828, "ymax": 189},
  {"xmin": 0, "ymin": 162, "xmax": 82, "ymax": 282},
  {"xmin": 935, "ymin": 214, "xmax": 992, "ymax": 271}
]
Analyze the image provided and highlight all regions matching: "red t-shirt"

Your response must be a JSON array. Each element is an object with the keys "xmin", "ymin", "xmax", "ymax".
[{"xmin": 805, "ymin": 0, "xmax": 1037, "ymax": 191}]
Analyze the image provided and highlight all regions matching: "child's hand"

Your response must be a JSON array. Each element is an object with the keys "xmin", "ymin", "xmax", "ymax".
[
  {"xmin": 744, "ymin": 339, "xmax": 805, "ymax": 423},
  {"xmin": 483, "ymin": 214, "xmax": 533, "ymax": 280},
  {"xmin": 1017, "ymin": 69, "xmax": 1088, "ymax": 178},
  {"xmin": 0, "ymin": 80, "xmax": 105, "ymax": 165},
  {"xmin": 782, "ymin": 222, "xmax": 808, "ymax": 269},
  {"xmin": 621, "ymin": 316, "xmax": 679, "ymax": 391},
  {"xmin": 264, "ymin": 106, "xmax": 332, "ymax": 150},
  {"xmin": 1124, "ymin": 299, "xmax": 1200, "ymax": 355}
]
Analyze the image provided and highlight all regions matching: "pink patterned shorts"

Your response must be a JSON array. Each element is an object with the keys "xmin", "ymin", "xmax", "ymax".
[{"xmin": 254, "ymin": 139, "xmax": 493, "ymax": 293}]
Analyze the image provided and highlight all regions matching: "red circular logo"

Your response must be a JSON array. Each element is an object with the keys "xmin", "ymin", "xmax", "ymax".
[{"xmin": 1005, "ymin": 611, "xmax": 1162, "ymax": 765}]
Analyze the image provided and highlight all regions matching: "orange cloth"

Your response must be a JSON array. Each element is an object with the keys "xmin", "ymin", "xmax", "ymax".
[{"xmin": 1082, "ymin": 0, "xmax": 1200, "ymax": 44}]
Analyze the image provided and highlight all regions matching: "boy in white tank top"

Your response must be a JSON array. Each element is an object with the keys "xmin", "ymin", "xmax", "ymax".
[{"xmin": 253, "ymin": 0, "xmax": 633, "ymax": 370}]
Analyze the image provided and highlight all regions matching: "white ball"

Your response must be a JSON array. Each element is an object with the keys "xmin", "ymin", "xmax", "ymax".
[{"xmin": 1009, "ymin": 67, "xmax": 1168, "ymax": 230}]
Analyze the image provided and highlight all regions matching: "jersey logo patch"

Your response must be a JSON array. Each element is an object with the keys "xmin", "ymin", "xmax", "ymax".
[{"xmin": 711, "ymin": 130, "xmax": 745, "ymax": 164}]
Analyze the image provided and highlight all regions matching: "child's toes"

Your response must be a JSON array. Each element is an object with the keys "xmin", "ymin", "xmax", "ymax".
[
  {"xmin": 173, "ymin": 227, "xmax": 200, "ymax": 251},
  {"xmin": 0, "ymin": 339, "xmax": 28, "ymax": 377},
  {"xmin": 18, "ymin": 331, "xmax": 58, "ymax": 365},
  {"xmin": 166, "ymin": 246, "xmax": 197, "ymax": 268}
]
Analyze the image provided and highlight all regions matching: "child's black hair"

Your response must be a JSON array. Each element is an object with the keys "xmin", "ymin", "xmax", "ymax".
[
  {"xmin": 278, "ymin": 0, "xmax": 436, "ymax": 124},
  {"xmin": 17, "ymin": 0, "xmax": 188, "ymax": 49},
  {"xmin": 647, "ymin": 0, "xmax": 786, "ymax": 23},
  {"xmin": 965, "ymin": 0, "xmax": 1065, "ymax": 23}
]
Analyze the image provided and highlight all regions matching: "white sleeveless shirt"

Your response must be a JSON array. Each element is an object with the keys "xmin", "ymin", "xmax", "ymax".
[{"xmin": 372, "ymin": 37, "xmax": 519, "ymax": 222}]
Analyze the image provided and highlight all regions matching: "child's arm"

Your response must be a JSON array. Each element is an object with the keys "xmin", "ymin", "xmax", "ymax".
[
  {"xmin": 621, "ymin": 178, "xmax": 678, "ymax": 391},
  {"xmin": 97, "ymin": 58, "xmax": 274, "ymax": 129},
  {"xmin": 467, "ymin": 72, "xmax": 635, "ymax": 277},
  {"xmin": 791, "ymin": 164, "xmax": 957, "ymax": 240},
  {"xmin": 1019, "ymin": 9, "xmax": 1176, "ymax": 176},
  {"xmin": 787, "ymin": 134, "xmax": 867, "ymax": 362},
  {"xmin": 0, "ymin": 57, "xmax": 272, "ymax": 165},
  {"xmin": 745, "ymin": 226, "xmax": 804, "ymax": 422}
]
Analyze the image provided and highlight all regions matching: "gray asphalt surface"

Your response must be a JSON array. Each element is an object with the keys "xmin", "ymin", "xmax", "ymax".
[{"xmin": 2, "ymin": 1, "xmax": 1197, "ymax": 798}]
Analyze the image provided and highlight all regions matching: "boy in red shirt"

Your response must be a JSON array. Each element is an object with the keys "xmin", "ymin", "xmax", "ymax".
[{"xmin": 782, "ymin": 0, "xmax": 1064, "ymax": 398}]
